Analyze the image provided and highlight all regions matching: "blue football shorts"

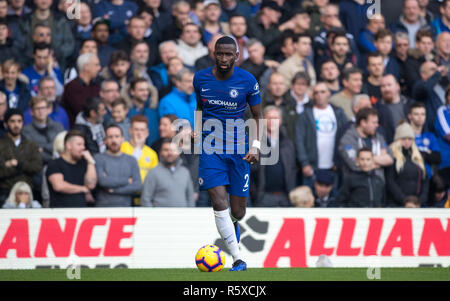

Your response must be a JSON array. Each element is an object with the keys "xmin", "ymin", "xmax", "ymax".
[{"xmin": 198, "ymin": 152, "xmax": 251, "ymax": 198}]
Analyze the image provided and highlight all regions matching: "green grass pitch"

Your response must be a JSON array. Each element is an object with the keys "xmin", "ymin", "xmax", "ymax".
[{"xmin": 0, "ymin": 268, "xmax": 449, "ymax": 281}]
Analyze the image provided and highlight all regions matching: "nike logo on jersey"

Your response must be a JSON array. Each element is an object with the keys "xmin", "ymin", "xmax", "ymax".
[{"xmin": 201, "ymin": 88, "xmax": 210, "ymax": 92}]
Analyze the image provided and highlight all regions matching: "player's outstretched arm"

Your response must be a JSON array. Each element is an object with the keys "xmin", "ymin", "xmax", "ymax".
[{"xmin": 243, "ymin": 103, "xmax": 263, "ymax": 165}]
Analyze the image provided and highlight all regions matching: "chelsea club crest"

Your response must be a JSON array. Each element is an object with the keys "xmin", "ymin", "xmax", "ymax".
[{"xmin": 229, "ymin": 89, "xmax": 239, "ymax": 98}]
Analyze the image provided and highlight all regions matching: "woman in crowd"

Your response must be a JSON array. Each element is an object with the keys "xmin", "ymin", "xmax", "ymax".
[
  {"xmin": 386, "ymin": 122, "xmax": 429, "ymax": 207},
  {"xmin": 2, "ymin": 181, "xmax": 42, "ymax": 208}
]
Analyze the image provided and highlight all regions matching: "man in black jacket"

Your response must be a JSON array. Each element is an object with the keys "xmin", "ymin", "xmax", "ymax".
[
  {"xmin": 336, "ymin": 147, "xmax": 385, "ymax": 207},
  {"xmin": 0, "ymin": 109, "xmax": 43, "ymax": 206},
  {"xmin": 251, "ymin": 106, "xmax": 296, "ymax": 207}
]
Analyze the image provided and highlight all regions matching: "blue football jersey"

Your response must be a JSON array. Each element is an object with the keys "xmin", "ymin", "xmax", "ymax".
[{"xmin": 193, "ymin": 67, "xmax": 261, "ymax": 153}]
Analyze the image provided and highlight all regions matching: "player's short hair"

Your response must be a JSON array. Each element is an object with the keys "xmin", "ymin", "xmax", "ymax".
[
  {"xmin": 375, "ymin": 28, "xmax": 394, "ymax": 41},
  {"xmin": 174, "ymin": 68, "xmax": 193, "ymax": 82},
  {"xmin": 37, "ymin": 76, "xmax": 55, "ymax": 90},
  {"xmin": 394, "ymin": 31, "xmax": 410, "ymax": 44},
  {"xmin": 341, "ymin": 67, "xmax": 363, "ymax": 81},
  {"xmin": 111, "ymin": 97, "xmax": 128, "ymax": 109},
  {"xmin": 280, "ymin": 29, "xmax": 296, "ymax": 46},
  {"xmin": 245, "ymin": 38, "xmax": 263, "ymax": 49},
  {"xmin": 161, "ymin": 114, "xmax": 178, "ymax": 124},
  {"xmin": 77, "ymin": 53, "xmax": 96, "ymax": 72},
  {"xmin": 408, "ymin": 101, "xmax": 426, "ymax": 114},
  {"xmin": 182, "ymin": 22, "xmax": 201, "ymax": 34},
  {"xmin": 83, "ymin": 97, "xmax": 104, "ymax": 117},
  {"xmin": 367, "ymin": 51, "xmax": 383, "ymax": 64},
  {"xmin": 229, "ymin": 13, "xmax": 246, "ymax": 23},
  {"xmin": 137, "ymin": 5, "xmax": 155, "ymax": 17},
  {"xmin": 131, "ymin": 40, "xmax": 149, "ymax": 53},
  {"xmin": 319, "ymin": 59, "xmax": 338, "ymax": 71},
  {"xmin": 80, "ymin": 38, "xmax": 97, "ymax": 49},
  {"xmin": 33, "ymin": 22, "xmax": 51, "ymax": 33},
  {"xmin": 331, "ymin": 32, "xmax": 349, "ymax": 45},
  {"xmin": 29, "ymin": 95, "xmax": 49, "ymax": 109},
  {"xmin": 357, "ymin": 146, "xmax": 373, "ymax": 157},
  {"xmin": 64, "ymin": 130, "xmax": 85, "ymax": 145},
  {"xmin": 415, "ymin": 29, "xmax": 433, "ymax": 42},
  {"xmin": 130, "ymin": 77, "xmax": 148, "ymax": 90},
  {"xmin": 105, "ymin": 124, "xmax": 123, "ymax": 136},
  {"xmin": 159, "ymin": 40, "xmax": 177, "ymax": 53},
  {"xmin": 160, "ymin": 137, "xmax": 175, "ymax": 148},
  {"xmin": 33, "ymin": 42, "xmax": 51, "ymax": 54},
  {"xmin": 292, "ymin": 71, "xmax": 311, "ymax": 86},
  {"xmin": 293, "ymin": 32, "xmax": 312, "ymax": 43},
  {"xmin": 356, "ymin": 107, "xmax": 378, "ymax": 126},
  {"xmin": 215, "ymin": 35, "xmax": 237, "ymax": 49},
  {"xmin": 128, "ymin": 15, "xmax": 146, "ymax": 26},
  {"xmin": 109, "ymin": 50, "xmax": 129, "ymax": 66},
  {"xmin": 130, "ymin": 115, "xmax": 148, "ymax": 126},
  {"xmin": 351, "ymin": 94, "xmax": 371, "ymax": 110},
  {"xmin": 100, "ymin": 79, "xmax": 118, "ymax": 91},
  {"xmin": 263, "ymin": 105, "xmax": 282, "ymax": 117}
]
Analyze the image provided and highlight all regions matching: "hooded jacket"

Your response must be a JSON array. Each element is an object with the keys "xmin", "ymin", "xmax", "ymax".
[
  {"xmin": 336, "ymin": 170, "xmax": 385, "ymax": 207},
  {"xmin": 338, "ymin": 123, "xmax": 392, "ymax": 182}
]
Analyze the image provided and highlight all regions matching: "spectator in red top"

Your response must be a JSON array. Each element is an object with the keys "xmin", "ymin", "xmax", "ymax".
[{"xmin": 62, "ymin": 53, "xmax": 101, "ymax": 126}]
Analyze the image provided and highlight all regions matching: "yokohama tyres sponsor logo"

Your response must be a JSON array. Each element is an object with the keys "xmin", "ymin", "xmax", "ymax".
[
  {"xmin": 0, "ymin": 217, "xmax": 137, "ymax": 258},
  {"xmin": 263, "ymin": 218, "xmax": 450, "ymax": 268}
]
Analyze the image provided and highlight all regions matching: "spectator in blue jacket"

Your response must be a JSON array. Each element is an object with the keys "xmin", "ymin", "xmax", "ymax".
[
  {"xmin": 127, "ymin": 77, "xmax": 160, "ymax": 146},
  {"xmin": 93, "ymin": 0, "xmax": 138, "ymax": 44},
  {"xmin": 158, "ymin": 68, "xmax": 196, "ymax": 128},
  {"xmin": 22, "ymin": 42, "xmax": 64, "ymax": 97},
  {"xmin": 357, "ymin": 14, "xmax": 385, "ymax": 55},
  {"xmin": 431, "ymin": 0, "xmax": 450, "ymax": 36},
  {"xmin": 150, "ymin": 41, "xmax": 179, "ymax": 92},
  {"xmin": 338, "ymin": 0, "xmax": 370, "ymax": 41},
  {"xmin": 0, "ymin": 59, "xmax": 31, "ymax": 113}
]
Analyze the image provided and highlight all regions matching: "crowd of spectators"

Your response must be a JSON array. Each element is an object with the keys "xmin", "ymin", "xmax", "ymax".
[{"xmin": 0, "ymin": 0, "xmax": 449, "ymax": 209}]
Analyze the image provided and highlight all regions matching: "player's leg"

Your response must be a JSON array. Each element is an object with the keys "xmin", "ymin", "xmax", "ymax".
[
  {"xmin": 225, "ymin": 155, "xmax": 250, "ymax": 271},
  {"xmin": 229, "ymin": 194, "xmax": 247, "ymax": 243},
  {"xmin": 208, "ymin": 186, "xmax": 243, "ymax": 266}
]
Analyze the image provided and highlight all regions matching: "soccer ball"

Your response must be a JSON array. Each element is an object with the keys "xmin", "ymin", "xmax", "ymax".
[{"xmin": 195, "ymin": 244, "xmax": 225, "ymax": 272}]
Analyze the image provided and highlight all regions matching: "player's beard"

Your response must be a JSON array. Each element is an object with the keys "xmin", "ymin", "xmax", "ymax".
[{"xmin": 216, "ymin": 60, "xmax": 234, "ymax": 75}]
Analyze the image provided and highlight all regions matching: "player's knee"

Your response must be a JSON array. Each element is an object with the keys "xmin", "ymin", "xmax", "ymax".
[{"xmin": 231, "ymin": 208, "xmax": 246, "ymax": 221}]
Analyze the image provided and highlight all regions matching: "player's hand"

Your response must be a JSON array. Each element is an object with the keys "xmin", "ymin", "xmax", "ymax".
[
  {"xmin": 302, "ymin": 165, "xmax": 314, "ymax": 177},
  {"xmin": 82, "ymin": 150, "xmax": 95, "ymax": 164},
  {"xmin": 243, "ymin": 147, "xmax": 259, "ymax": 165}
]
